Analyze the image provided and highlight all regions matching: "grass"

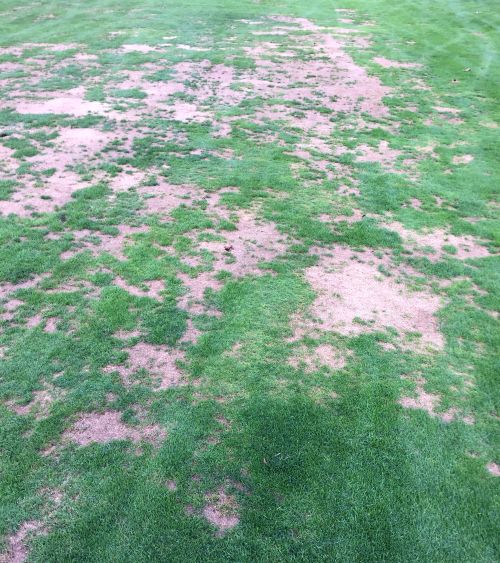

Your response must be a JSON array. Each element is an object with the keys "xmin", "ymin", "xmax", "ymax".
[{"xmin": 0, "ymin": 0, "xmax": 498, "ymax": 561}]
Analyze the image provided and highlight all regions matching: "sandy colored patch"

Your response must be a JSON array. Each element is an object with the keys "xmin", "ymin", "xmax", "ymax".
[
  {"xmin": 200, "ymin": 210, "xmax": 287, "ymax": 276},
  {"xmin": 398, "ymin": 377, "xmax": 468, "ymax": 424},
  {"xmin": 137, "ymin": 181, "xmax": 199, "ymax": 216},
  {"xmin": 0, "ymin": 19, "xmax": 408, "ymax": 219},
  {"xmin": 319, "ymin": 208, "xmax": 364, "ymax": 224},
  {"xmin": 0, "ymin": 169, "xmax": 85, "ymax": 217},
  {"xmin": 452, "ymin": 154, "xmax": 474, "ymax": 165},
  {"xmin": 0, "ymin": 275, "xmax": 48, "ymax": 301},
  {"xmin": 433, "ymin": 106, "xmax": 460, "ymax": 115},
  {"xmin": 63, "ymin": 411, "xmax": 166, "ymax": 446},
  {"xmin": 110, "ymin": 170, "xmax": 146, "ymax": 192},
  {"xmin": 246, "ymin": 17, "xmax": 391, "ymax": 118},
  {"xmin": 0, "ymin": 125, "xmax": 125, "ymax": 216},
  {"xmin": 373, "ymin": 56, "xmax": 422, "ymax": 69},
  {"xmin": 203, "ymin": 488, "xmax": 240, "ymax": 536},
  {"xmin": 1, "ymin": 298, "xmax": 24, "ymax": 321},
  {"xmin": 289, "ymin": 343, "xmax": 347, "ymax": 372},
  {"xmin": 356, "ymin": 140, "xmax": 402, "ymax": 171},
  {"xmin": 293, "ymin": 246, "xmax": 443, "ymax": 349},
  {"xmin": 175, "ymin": 61, "xmax": 244, "ymax": 106},
  {"xmin": 44, "ymin": 317, "xmax": 58, "ymax": 333},
  {"xmin": 14, "ymin": 87, "xmax": 107, "ymax": 117},
  {"xmin": 486, "ymin": 462, "xmax": 500, "ymax": 476},
  {"xmin": 114, "ymin": 277, "xmax": 164, "ymax": 300},
  {"xmin": 104, "ymin": 342, "xmax": 185, "ymax": 389},
  {"xmin": 225, "ymin": 341, "xmax": 242, "ymax": 358},
  {"xmin": 179, "ymin": 209, "xmax": 288, "ymax": 315},
  {"xmin": 384, "ymin": 222, "xmax": 491, "ymax": 261},
  {"xmin": 0, "ymin": 144, "xmax": 17, "ymax": 173},
  {"xmin": 177, "ymin": 271, "xmax": 222, "ymax": 316},
  {"xmin": 60, "ymin": 225, "xmax": 148, "ymax": 261},
  {"xmin": 26, "ymin": 313, "xmax": 43, "ymax": 328},
  {"xmin": 121, "ymin": 44, "xmax": 157, "ymax": 53},
  {"xmin": 431, "ymin": 105, "xmax": 463, "ymax": 124},
  {"xmin": 179, "ymin": 318, "xmax": 202, "ymax": 344},
  {"xmin": 1, "ymin": 520, "xmax": 45, "ymax": 563},
  {"xmin": 6, "ymin": 384, "xmax": 63, "ymax": 420},
  {"xmin": 166, "ymin": 101, "xmax": 211, "ymax": 122},
  {"xmin": 114, "ymin": 329, "xmax": 141, "ymax": 339},
  {"xmin": 55, "ymin": 127, "xmax": 114, "ymax": 157}
]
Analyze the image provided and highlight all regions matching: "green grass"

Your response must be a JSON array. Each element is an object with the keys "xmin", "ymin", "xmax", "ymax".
[{"xmin": 0, "ymin": 0, "xmax": 498, "ymax": 561}]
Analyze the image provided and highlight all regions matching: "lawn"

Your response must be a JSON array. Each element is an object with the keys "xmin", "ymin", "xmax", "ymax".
[{"xmin": 0, "ymin": 0, "xmax": 498, "ymax": 561}]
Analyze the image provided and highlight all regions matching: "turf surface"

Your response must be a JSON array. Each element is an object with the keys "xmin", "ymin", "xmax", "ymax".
[{"xmin": 0, "ymin": 0, "xmax": 498, "ymax": 561}]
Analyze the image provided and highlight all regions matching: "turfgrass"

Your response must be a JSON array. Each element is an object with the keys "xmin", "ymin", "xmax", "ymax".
[{"xmin": 0, "ymin": 0, "xmax": 498, "ymax": 561}]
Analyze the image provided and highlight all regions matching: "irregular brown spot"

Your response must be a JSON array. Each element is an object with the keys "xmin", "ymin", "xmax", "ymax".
[
  {"xmin": 356, "ymin": 140, "xmax": 402, "ymax": 172},
  {"xmin": 137, "ymin": 182, "xmax": 198, "ymax": 216},
  {"xmin": 40, "ymin": 487, "xmax": 63, "ymax": 506},
  {"xmin": 203, "ymin": 488, "xmax": 240, "ymax": 535},
  {"xmin": 373, "ymin": 56, "xmax": 422, "ymax": 69},
  {"xmin": 452, "ymin": 154, "xmax": 474, "ymax": 165},
  {"xmin": 225, "ymin": 342, "xmax": 242, "ymax": 358},
  {"xmin": 337, "ymin": 184, "xmax": 360, "ymax": 197},
  {"xmin": 121, "ymin": 44, "xmax": 157, "ymax": 53},
  {"xmin": 486, "ymin": 462, "xmax": 500, "ymax": 476},
  {"xmin": 60, "ymin": 225, "xmax": 148, "ymax": 261},
  {"xmin": 1, "ymin": 520, "xmax": 45, "ymax": 563},
  {"xmin": 114, "ymin": 329, "xmax": 141, "ymax": 339},
  {"xmin": 178, "ymin": 318, "xmax": 202, "ymax": 345},
  {"xmin": 293, "ymin": 246, "xmax": 443, "ymax": 349},
  {"xmin": 289, "ymin": 344, "xmax": 347, "ymax": 372},
  {"xmin": 246, "ymin": 17, "xmax": 391, "ymax": 119},
  {"xmin": 200, "ymin": 210, "xmax": 287, "ymax": 276},
  {"xmin": 1, "ymin": 299, "xmax": 23, "ymax": 321},
  {"xmin": 14, "ymin": 87, "xmax": 108, "ymax": 117},
  {"xmin": 44, "ymin": 317, "xmax": 58, "ymax": 333},
  {"xmin": 432, "ymin": 106, "xmax": 463, "ymax": 124},
  {"xmin": 179, "ymin": 210, "xmax": 288, "ymax": 316},
  {"xmin": 110, "ymin": 170, "xmax": 146, "ymax": 192},
  {"xmin": 384, "ymin": 222, "xmax": 491, "ymax": 261},
  {"xmin": 113, "ymin": 277, "xmax": 164, "ymax": 300},
  {"xmin": 433, "ymin": 105, "xmax": 460, "ymax": 115},
  {"xmin": 319, "ymin": 208, "xmax": 363, "ymax": 224},
  {"xmin": 398, "ymin": 377, "xmax": 465, "ymax": 423},
  {"xmin": 6, "ymin": 385, "xmax": 62, "ymax": 420},
  {"xmin": 26, "ymin": 313, "xmax": 43, "ymax": 328},
  {"xmin": 215, "ymin": 415, "xmax": 231, "ymax": 430},
  {"xmin": 63, "ymin": 411, "xmax": 166, "ymax": 446},
  {"xmin": 104, "ymin": 342, "xmax": 185, "ymax": 389}
]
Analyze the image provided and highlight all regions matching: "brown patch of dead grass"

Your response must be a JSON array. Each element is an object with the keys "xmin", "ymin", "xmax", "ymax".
[
  {"xmin": 292, "ymin": 246, "xmax": 444, "ymax": 349},
  {"xmin": 62, "ymin": 411, "xmax": 166, "ymax": 447}
]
